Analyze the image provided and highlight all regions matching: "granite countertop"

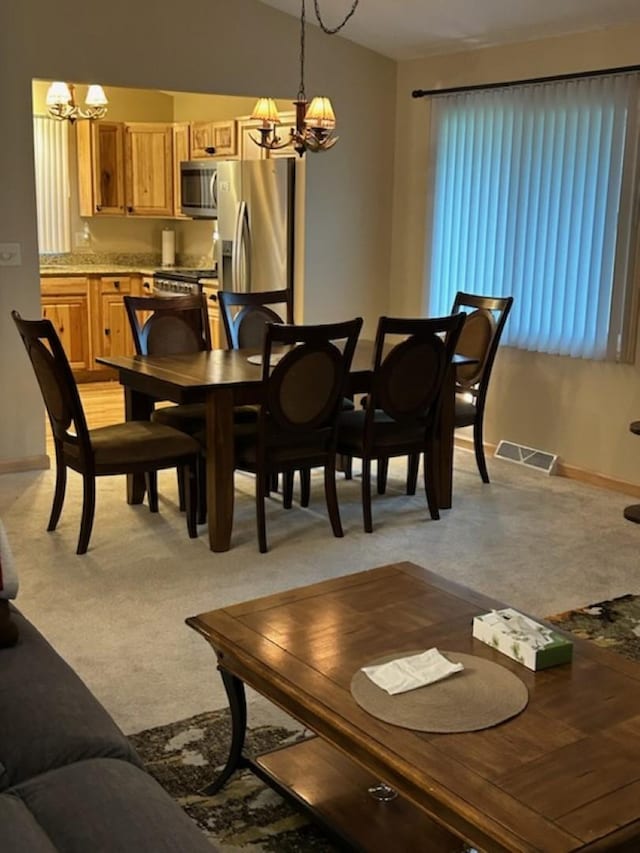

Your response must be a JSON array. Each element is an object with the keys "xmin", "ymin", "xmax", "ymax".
[{"xmin": 40, "ymin": 264, "xmax": 159, "ymax": 276}]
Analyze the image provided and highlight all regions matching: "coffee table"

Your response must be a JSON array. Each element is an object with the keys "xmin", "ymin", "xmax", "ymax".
[{"xmin": 187, "ymin": 562, "xmax": 640, "ymax": 852}]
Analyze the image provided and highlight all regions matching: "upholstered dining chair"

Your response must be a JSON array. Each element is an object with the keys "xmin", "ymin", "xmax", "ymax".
[
  {"xmin": 12, "ymin": 311, "xmax": 199, "ymax": 554},
  {"xmin": 124, "ymin": 293, "xmax": 211, "ymax": 520},
  {"xmin": 233, "ymin": 317, "xmax": 362, "ymax": 552},
  {"xmin": 405, "ymin": 292, "xmax": 514, "ymax": 493},
  {"xmin": 336, "ymin": 313, "xmax": 466, "ymax": 533}
]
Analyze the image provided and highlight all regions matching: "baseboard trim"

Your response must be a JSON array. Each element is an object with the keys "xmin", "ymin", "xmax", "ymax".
[
  {"xmin": 454, "ymin": 436, "xmax": 640, "ymax": 498},
  {"xmin": 0, "ymin": 455, "xmax": 50, "ymax": 474}
]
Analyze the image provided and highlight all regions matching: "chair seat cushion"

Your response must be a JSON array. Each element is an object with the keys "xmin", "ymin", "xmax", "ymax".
[
  {"xmin": 151, "ymin": 403, "xmax": 206, "ymax": 435},
  {"xmin": 64, "ymin": 422, "xmax": 199, "ymax": 471},
  {"xmin": 337, "ymin": 409, "xmax": 425, "ymax": 455},
  {"xmin": 454, "ymin": 395, "xmax": 477, "ymax": 427}
]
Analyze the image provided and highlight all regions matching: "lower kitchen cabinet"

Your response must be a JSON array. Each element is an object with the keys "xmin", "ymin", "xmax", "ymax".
[
  {"xmin": 41, "ymin": 278, "xmax": 93, "ymax": 379},
  {"xmin": 202, "ymin": 286, "xmax": 222, "ymax": 349},
  {"xmin": 91, "ymin": 276, "xmax": 135, "ymax": 362}
]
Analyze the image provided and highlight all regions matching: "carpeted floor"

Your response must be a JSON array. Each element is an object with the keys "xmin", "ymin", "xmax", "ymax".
[{"xmin": 129, "ymin": 595, "xmax": 640, "ymax": 852}]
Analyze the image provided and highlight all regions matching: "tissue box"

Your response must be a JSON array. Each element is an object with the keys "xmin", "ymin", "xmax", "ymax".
[{"xmin": 472, "ymin": 608, "xmax": 573, "ymax": 671}]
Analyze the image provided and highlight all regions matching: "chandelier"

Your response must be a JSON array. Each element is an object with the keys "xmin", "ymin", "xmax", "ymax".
[
  {"xmin": 250, "ymin": 0, "xmax": 359, "ymax": 157},
  {"xmin": 45, "ymin": 82, "xmax": 108, "ymax": 123}
]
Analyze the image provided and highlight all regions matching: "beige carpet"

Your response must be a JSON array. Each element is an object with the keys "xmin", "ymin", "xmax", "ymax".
[{"xmin": 1, "ymin": 449, "xmax": 638, "ymax": 733}]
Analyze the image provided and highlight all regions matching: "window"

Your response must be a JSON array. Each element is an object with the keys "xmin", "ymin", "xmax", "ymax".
[
  {"xmin": 33, "ymin": 116, "xmax": 71, "ymax": 255},
  {"xmin": 426, "ymin": 72, "xmax": 640, "ymax": 361}
]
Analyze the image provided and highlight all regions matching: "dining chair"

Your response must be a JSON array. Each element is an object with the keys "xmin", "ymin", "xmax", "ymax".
[
  {"xmin": 233, "ymin": 317, "xmax": 363, "ymax": 552},
  {"xmin": 405, "ymin": 292, "xmax": 514, "ymax": 493},
  {"xmin": 12, "ymin": 311, "xmax": 199, "ymax": 555},
  {"xmin": 124, "ymin": 293, "xmax": 211, "ymax": 520},
  {"xmin": 336, "ymin": 313, "xmax": 466, "ymax": 533},
  {"xmin": 218, "ymin": 288, "xmax": 303, "ymax": 504}
]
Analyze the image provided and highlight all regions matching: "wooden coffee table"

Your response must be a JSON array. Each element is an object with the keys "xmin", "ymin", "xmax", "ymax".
[{"xmin": 187, "ymin": 562, "xmax": 640, "ymax": 852}]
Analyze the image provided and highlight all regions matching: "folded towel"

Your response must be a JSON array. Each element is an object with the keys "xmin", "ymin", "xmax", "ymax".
[
  {"xmin": 0, "ymin": 520, "xmax": 18, "ymax": 600},
  {"xmin": 362, "ymin": 648, "xmax": 464, "ymax": 695}
]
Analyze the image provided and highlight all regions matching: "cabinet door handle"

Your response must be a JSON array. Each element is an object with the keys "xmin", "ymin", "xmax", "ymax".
[
  {"xmin": 127, "ymin": 206, "xmax": 134, "ymax": 213},
  {"xmin": 143, "ymin": 282, "xmax": 151, "ymax": 290},
  {"xmin": 113, "ymin": 280, "xmax": 120, "ymax": 290},
  {"xmin": 96, "ymin": 205, "xmax": 102, "ymax": 212},
  {"xmin": 104, "ymin": 328, "xmax": 111, "ymax": 336}
]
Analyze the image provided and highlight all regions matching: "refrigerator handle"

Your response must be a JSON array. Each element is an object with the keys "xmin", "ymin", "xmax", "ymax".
[
  {"xmin": 241, "ymin": 203, "xmax": 252, "ymax": 292},
  {"xmin": 231, "ymin": 201, "xmax": 245, "ymax": 292},
  {"xmin": 210, "ymin": 171, "xmax": 218, "ymax": 208}
]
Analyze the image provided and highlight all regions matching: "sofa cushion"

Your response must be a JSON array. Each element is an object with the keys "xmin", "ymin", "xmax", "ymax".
[
  {"xmin": 0, "ymin": 608, "xmax": 140, "ymax": 791},
  {"xmin": 0, "ymin": 791, "xmax": 57, "ymax": 852},
  {"xmin": 9, "ymin": 757, "xmax": 216, "ymax": 852}
]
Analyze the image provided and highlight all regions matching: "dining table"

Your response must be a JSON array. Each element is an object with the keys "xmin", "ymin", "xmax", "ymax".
[{"xmin": 97, "ymin": 341, "xmax": 474, "ymax": 552}]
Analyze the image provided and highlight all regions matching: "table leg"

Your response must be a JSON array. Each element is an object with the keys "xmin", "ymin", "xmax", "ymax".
[
  {"xmin": 200, "ymin": 669, "xmax": 248, "ymax": 795},
  {"xmin": 124, "ymin": 387, "xmax": 154, "ymax": 504},
  {"xmin": 437, "ymin": 364, "xmax": 455, "ymax": 509},
  {"xmin": 206, "ymin": 388, "xmax": 235, "ymax": 552}
]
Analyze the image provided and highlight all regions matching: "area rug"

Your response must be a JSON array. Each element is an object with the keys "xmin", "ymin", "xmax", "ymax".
[{"xmin": 129, "ymin": 595, "xmax": 640, "ymax": 851}]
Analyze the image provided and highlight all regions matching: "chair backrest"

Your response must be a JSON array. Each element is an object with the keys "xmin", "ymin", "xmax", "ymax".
[
  {"xmin": 218, "ymin": 289, "xmax": 293, "ymax": 350},
  {"xmin": 123, "ymin": 293, "xmax": 211, "ymax": 356},
  {"xmin": 451, "ymin": 292, "xmax": 513, "ymax": 398},
  {"xmin": 260, "ymin": 317, "xmax": 363, "ymax": 439},
  {"xmin": 368, "ymin": 313, "xmax": 467, "ymax": 428},
  {"xmin": 12, "ymin": 311, "xmax": 92, "ymax": 457}
]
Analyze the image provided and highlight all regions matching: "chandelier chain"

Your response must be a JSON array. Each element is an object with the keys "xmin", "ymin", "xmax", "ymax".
[{"xmin": 312, "ymin": 0, "xmax": 360, "ymax": 35}]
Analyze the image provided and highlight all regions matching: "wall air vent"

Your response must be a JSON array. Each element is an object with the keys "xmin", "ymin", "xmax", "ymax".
[{"xmin": 494, "ymin": 440, "xmax": 558, "ymax": 475}]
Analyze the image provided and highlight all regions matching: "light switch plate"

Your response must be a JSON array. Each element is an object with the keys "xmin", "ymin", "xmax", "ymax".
[{"xmin": 0, "ymin": 243, "xmax": 22, "ymax": 266}]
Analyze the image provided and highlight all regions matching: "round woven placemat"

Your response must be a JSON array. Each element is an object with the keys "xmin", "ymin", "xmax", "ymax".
[{"xmin": 351, "ymin": 650, "xmax": 528, "ymax": 733}]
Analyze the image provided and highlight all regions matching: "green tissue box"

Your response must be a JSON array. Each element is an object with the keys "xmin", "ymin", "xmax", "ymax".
[{"xmin": 472, "ymin": 608, "xmax": 573, "ymax": 671}]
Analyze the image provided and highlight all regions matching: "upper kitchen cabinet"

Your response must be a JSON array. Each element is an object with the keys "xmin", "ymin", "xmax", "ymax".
[
  {"xmin": 77, "ymin": 121, "xmax": 125, "ymax": 216},
  {"xmin": 236, "ymin": 112, "xmax": 298, "ymax": 161},
  {"xmin": 124, "ymin": 123, "xmax": 174, "ymax": 217},
  {"xmin": 190, "ymin": 120, "xmax": 237, "ymax": 159},
  {"xmin": 172, "ymin": 123, "xmax": 190, "ymax": 218}
]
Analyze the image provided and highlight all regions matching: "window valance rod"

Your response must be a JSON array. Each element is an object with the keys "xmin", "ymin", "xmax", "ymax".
[{"xmin": 412, "ymin": 62, "xmax": 640, "ymax": 99}]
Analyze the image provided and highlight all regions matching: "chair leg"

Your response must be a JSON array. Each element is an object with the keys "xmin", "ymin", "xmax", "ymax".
[
  {"xmin": 361, "ymin": 458, "xmax": 373, "ymax": 533},
  {"xmin": 300, "ymin": 468, "xmax": 311, "ymax": 507},
  {"xmin": 283, "ymin": 472, "xmax": 294, "ymax": 509},
  {"xmin": 473, "ymin": 417, "xmax": 490, "ymax": 483},
  {"xmin": 377, "ymin": 457, "xmax": 389, "ymax": 494},
  {"xmin": 324, "ymin": 460, "xmax": 343, "ymax": 538},
  {"xmin": 145, "ymin": 472, "xmax": 159, "ymax": 513},
  {"xmin": 48, "ymin": 445, "xmax": 67, "ymax": 531},
  {"xmin": 256, "ymin": 472, "xmax": 268, "ymax": 553},
  {"xmin": 424, "ymin": 444, "xmax": 440, "ymax": 521},
  {"xmin": 338, "ymin": 453, "xmax": 353, "ymax": 480},
  {"xmin": 196, "ymin": 456, "xmax": 207, "ymax": 526},
  {"xmin": 185, "ymin": 463, "xmax": 198, "ymax": 539},
  {"xmin": 177, "ymin": 467, "xmax": 186, "ymax": 511},
  {"xmin": 77, "ymin": 474, "xmax": 96, "ymax": 555},
  {"xmin": 406, "ymin": 453, "xmax": 420, "ymax": 495}
]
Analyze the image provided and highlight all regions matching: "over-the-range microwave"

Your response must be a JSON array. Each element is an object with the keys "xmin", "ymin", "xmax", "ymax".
[{"xmin": 180, "ymin": 160, "xmax": 217, "ymax": 218}]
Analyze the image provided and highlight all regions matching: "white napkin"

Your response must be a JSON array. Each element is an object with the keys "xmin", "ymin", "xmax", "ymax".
[
  {"xmin": 361, "ymin": 648, "xmax": 464, "ymax": 695},
  {"xmin": 246, "ymin": 353, "xmax": 285, "ymax": 367}
]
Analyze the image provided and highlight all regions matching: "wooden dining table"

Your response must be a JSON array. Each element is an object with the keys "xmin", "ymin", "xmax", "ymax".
[{"xmin": 97, "ymin": 342, "xmax": 473, "ymax": 552}]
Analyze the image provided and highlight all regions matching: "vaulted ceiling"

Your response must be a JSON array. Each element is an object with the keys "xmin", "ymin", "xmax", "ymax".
[{"xmin": 257, "ymin": 0, "xmax": 640, "ymax": 61}]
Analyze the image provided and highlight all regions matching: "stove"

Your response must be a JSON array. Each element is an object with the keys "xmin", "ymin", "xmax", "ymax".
[{"xmin": 152, "ymin": 268, "xmax": 218, "ymax": 295}]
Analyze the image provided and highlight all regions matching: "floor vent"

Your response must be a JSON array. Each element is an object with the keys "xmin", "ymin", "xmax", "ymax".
[{"xmin": 494, "ymin": 440, "xmax": 558, "ymax": 475}]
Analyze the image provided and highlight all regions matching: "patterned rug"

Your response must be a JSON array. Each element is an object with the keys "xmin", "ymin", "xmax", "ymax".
[{"xmin": 129, "ymin": 594, "xmax": 640, "ymax": 852}]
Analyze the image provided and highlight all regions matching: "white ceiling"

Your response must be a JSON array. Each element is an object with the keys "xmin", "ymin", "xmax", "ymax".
[{"xmin": 257, "ymin": 0, "xmax": 640, "ymax": 61}]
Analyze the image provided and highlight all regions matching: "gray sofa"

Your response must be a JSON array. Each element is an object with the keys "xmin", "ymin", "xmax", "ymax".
[{"xmin": 0, "ymin": 606, "xmax": 215, "ymax": 852}]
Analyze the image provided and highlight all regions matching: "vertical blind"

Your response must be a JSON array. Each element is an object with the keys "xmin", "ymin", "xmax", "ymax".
[
  {"xmin": 33, "ymin": 116, "xmax": 71, "ymax": 255},
  {"xmin": 427, "ymin": 72, "xmax": 640, "ymax": 361}
]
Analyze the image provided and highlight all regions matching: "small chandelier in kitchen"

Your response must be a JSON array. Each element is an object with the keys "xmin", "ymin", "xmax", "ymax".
[
  {"xmin": 45, "ymin": 82, "xmax": 108, "ymax": 123},
  {"xmin": 250, "ymin": 0, "xmax": 359, "ymax": 157}
]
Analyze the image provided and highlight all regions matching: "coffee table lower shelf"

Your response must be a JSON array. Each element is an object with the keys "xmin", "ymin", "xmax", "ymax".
[{"xmin": 250, "ymin": 735, "xmax": 469, "ymax": 853}]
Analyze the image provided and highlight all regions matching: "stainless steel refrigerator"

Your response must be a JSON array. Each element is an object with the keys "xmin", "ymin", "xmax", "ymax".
[{"xmin": 215, "ymin": 159, "xmax": 295, "ymax": 297}]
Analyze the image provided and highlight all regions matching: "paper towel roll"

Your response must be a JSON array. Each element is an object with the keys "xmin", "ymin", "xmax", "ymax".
[{"xmin": 161, "ymin": 229, "xmax": 175, "ymax": 267}]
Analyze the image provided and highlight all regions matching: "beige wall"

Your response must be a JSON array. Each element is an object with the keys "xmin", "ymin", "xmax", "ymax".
[
  {"xmin": 1, "ymin": 0, "xmax": 395, "ymax": 469},
  {"xmin": 393, "ymin": 24, "xmax": 640, "ymax": 486}
]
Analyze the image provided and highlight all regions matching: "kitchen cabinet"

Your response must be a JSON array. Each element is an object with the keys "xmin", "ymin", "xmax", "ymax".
[
  {"xmin": 172, "ymin": 123, "xmax": 190, "ymax": 217},
  {"xmin": 77, "ymin": 122, "xmax": 125, "ymax": 216},
  {"xmin": 190, "ymin": 120, "xmax": 237, "ymax": 158},
  {"xmin": 41, "ymin": 278, "xmax": 92, "ymax": 377},
  {"xmin": 124, "ymin": 124, "xmax": 174, "ymax": 217},
  {"xmin": 91, "ymin": 276, "xmax": 136, "ymax": 363}
]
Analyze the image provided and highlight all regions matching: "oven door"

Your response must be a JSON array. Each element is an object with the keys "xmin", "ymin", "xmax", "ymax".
[{"xmin": 180, "ymin": 161, "xmax": 217, "ymax": 219}]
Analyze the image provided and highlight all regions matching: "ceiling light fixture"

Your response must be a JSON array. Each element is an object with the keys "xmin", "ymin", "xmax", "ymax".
[
  {"xmin": 250, "ymin": 0, "xmax": 359, "ymax": 157},
  {"xmin": 45, "ymin": 82, "xmax": 108, "ymax": 123}
]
